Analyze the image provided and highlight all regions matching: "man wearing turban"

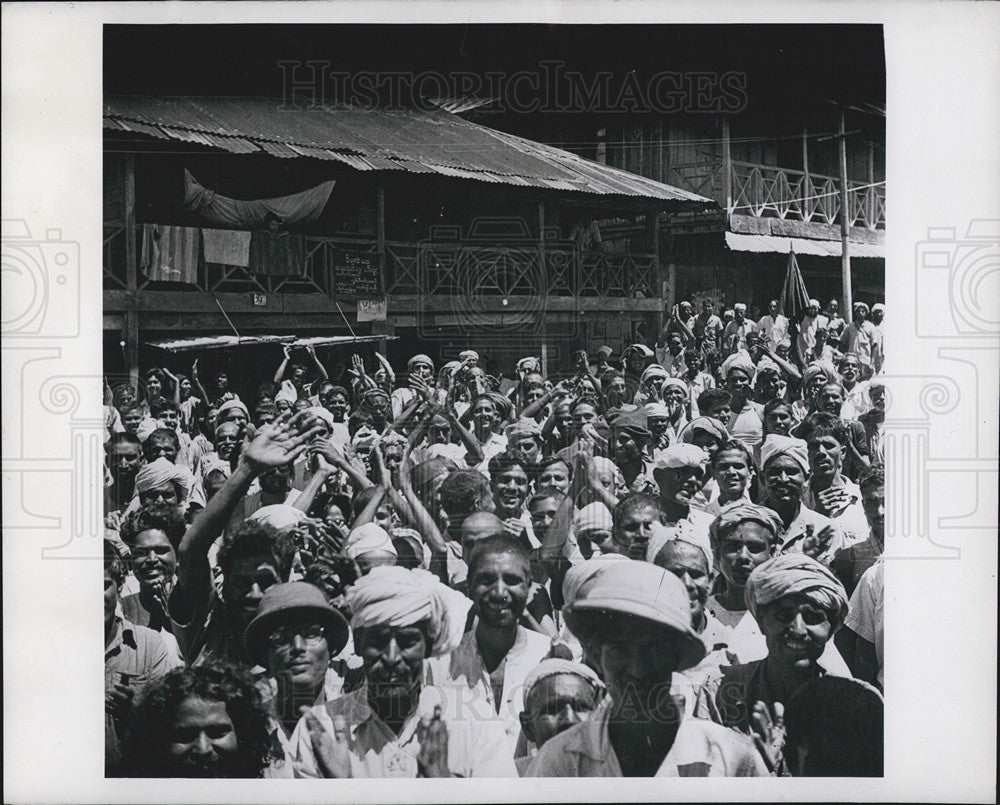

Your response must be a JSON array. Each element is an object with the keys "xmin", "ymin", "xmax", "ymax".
[
  {"xmin": 723, "ymin": 302, "xmax": 756, "ymax": 355},
  {"xmin": 646, "ymin": 444, "xmax": 715, "ymax": 567},
  {"xmin": 134, "ymin": 457, "xmax": 194, "ymax": 512},
  {"xmin": 722, "ymin": 350, "xmax": 765, "ymax": 450},
  {"xmin": 759, "ymin": 435, "xmax": 844, "ymax": 565},
  {"xmin": 291, "ymin": 566, "xmax": 516, "ymax": 778},
  {"xmin": 694, "ymin": 554, "xmax": 851, "ymax": 772}
]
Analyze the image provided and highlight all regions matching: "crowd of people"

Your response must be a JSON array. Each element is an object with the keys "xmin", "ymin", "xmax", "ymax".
[{"xmin": 103, "ymin": 295, "xmax": 885, "ymax": 779}]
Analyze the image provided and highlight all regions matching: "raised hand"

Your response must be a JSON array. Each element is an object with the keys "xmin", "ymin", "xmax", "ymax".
[
  {"xmin": 304, "ymin": 709, "xmax": 352, "ymax": 779},
  {"xmin": 191, "ymin": 358, "xmax": 200, "ymax": 380},
  {"xmin": 242, "ymin": 411, "xmax": 326, "ymax": 471},
  {"xmin": 416, "ymin": 706, "xmax": 451, "ymax": 778},
  {"xmin": 310, "ymin": 438, "xmax": 346, "ymax": 467},
  {"xmin": 802, "ymin": 524, "xmax": 836, "ymax": 560},
  {"xmin": 283, "ymin": 344, "xmax": 293, "ymax": 359},
  {"xmin": 750, "ymin": 700, "xmax": 786, "ymax": 773}
]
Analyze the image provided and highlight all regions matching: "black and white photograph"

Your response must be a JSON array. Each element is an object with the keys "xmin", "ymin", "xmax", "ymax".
[{"xmin": 2, "ymin": 3, "xmax": 997, "ymax": 803}]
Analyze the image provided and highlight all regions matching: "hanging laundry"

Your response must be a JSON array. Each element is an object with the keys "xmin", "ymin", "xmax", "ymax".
[
  {"xmin": 183, "ymin": 169, "xmax": 335, "ymax": 229},
  {"xmin": 248, "ymin": 229, "xmax": 306, "ymax": 276},
  {"xmin": 140, "ymin": 224, "xmax": 200, "ymax": 284},
  {"xmin": 202, "ymin": 228, "xmax": 251, "ymax": 267}
]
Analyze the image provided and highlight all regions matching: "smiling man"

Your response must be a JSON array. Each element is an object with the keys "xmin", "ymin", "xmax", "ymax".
[
  {"xmin": 168, "ymin": 411, "xmax": 326, "ymax": 669},
  {"xmin": 242, "ymin": 581, "xmax": 350, "ymax": 775},
  {"xmin": 800, "ymin": 413, "xmax": 870, "ymax": 546},
  {"xmin": 693, "ymin": 553, "xmax": 851, "ymax": 773},
  {"xmin": 759, "ymin": 434, "xmax": 844, "ymax": 566},
  {"xmin": 647, "ymin": 443, "xmax": 715, "ymax": 566},
  {"xmin": 444, "ymin": 535, "xmax": 551, "ymax": 752}
]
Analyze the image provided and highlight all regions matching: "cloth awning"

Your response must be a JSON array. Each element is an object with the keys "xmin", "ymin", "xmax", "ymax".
[
  {"xmin": 725, "ymin": 231, "xmax": 885, "ymax": 258},
  {"xmin": 146, "ymin": 334, "xmax": 393, "ymax": 352}
]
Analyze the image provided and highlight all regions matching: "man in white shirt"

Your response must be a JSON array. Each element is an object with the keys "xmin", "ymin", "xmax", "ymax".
[
  {"xmin": 292, "ymin": 566, "xmax": 516, "ymax": 778},
  {"xmin": 755, "ymin": 299, "xmax": 789, "ymax": 351}
]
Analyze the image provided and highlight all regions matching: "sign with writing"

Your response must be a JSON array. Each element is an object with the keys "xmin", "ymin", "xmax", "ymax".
[
  {"xmin": 357, "ymin": 299, "xmax": 387, "ymax": 322},
  {"xmin": 333, "ymin": 250, "xmax": 380, "ymax": 296}
]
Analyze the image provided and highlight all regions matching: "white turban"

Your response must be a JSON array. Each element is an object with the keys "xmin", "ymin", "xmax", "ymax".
[
  {"xmin": 517, "ymin": 356, "xmax": 540, "ymax": 373},
  {"xmin": 505, "ymin": 418, "xmax": 543, "ymax": 442},
  {"xmin": 760, "ymin": 434, "xmax": 809, "ymax": 475},
  {"xmin": 573, "ymin": 502, "xmax": 613, "ymax": 534},
  {"xmin": 653, "ymin": 443, "xmax": 709, "ymax": 471},
  {"xmin": 305, "ymin": 406, "xmax": 335, "ymax": 432},
  {"xmin": 625, "ymin": 343, "xmax": 655, "ymax": 359},
  {"xmin": 645, "ymin": 520, "xmax": 714, "ymax": 569},
  {"xmin": 134, "ymin": 457, "xmax": 193, "ymax": 501},
  {"xmin": 660, "ymin": 377, "xmax": 688, "ymax": 396},
  {"xmin": 344, "ymin": 523, "xmax": 398, "ymax": 561},
  {"xmin": 722, "ymin": 350, "xmax": 756, "ymax": 380},
  {"xmin": 408, "ymin": 354, "xmax": 434, "ymax": 371},
  {"xmin": 248, "ymin": 504, "xmax": 308, "ymax": 532},
  {"xmin": 643, "ymin": 402, "xmax": 670, "ymax": 418},
  {"xmin": 640, "ymin": 364, "xmax": 669, "ymax": 384},
  {"xmin": 216, "ymin": 398, "xmax": 250, "ymax": 421},
  {"xmin": 523, "ymin": 659, "xmax": 605, "ymax": 703},
  {"xmin": 346, "ymin": 566, "xmax": 472, "ymax": 657}
]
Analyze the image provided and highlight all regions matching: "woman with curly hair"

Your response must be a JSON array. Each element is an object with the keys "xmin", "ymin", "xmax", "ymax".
[{"xmin": 120, "ymin": 663, "xmax": 275, "ymax": 778}]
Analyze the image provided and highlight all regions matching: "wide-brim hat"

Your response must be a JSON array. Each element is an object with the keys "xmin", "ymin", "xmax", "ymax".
[
  {"xmin": 562, "ymin": 559, "xmax": 706, "ymax": 672},
  {"xmin": 244, "ymin": 581, "xmax": 350, "ymax": 667}
]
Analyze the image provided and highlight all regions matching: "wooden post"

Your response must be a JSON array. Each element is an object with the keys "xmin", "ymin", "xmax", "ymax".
[
  {"xmin": 538, "ymin": 199, "xmax": 548, "ymax": 375},
  {"xmin": 721, "ymin": 116, "xmax": 732, "ymax": 216},
  {"xmin": 123, "ymin": 154, "xmax": 140, "ymax": 387},
  {"xmin": 376, "ymin": 183, "xmax": 387, "ymax": 295},
  {"xmin": 839, "ymin": 110, "xmax": 853, "ymax": 322},
  {"xmin": 802, "ymin": 124, "xmax": 810, "ymax": 219},
  {"xmin": 646, "ymin": 205, "xmax": 664, "ymax": 336}
]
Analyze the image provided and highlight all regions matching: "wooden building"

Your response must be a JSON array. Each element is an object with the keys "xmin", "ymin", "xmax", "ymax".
[
  {"xmin": 103, "ymin": 96, "xmax": 715, "ymax": 388},
  {"xmin": 484, "ymin": 98, "xmax": 886, "ymax": 317}
]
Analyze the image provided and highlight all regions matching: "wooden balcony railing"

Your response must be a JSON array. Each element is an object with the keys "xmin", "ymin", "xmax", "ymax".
[
  {"xmin": 667, "ymin": 160, "xmax": 885, "ymax": 230},
  {"xmin": 104, "ymin": 226, "xmax": 659, "ymax": 300}
]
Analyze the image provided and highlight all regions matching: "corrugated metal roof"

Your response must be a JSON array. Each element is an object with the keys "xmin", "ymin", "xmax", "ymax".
[
  {"xmin": 725, "ymin": 232, "xmax": 884, "ymax": 259},
  {"xmin": 104, "ymin": 96, "xmax": 714, "ymax": 205}
]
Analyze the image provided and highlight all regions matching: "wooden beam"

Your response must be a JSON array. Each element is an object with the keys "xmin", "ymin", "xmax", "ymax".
[
  {"xmin": 123, "ymin": 154, "xmax": 139, "ymax": 387},
  {"xmin": 376, "ymin": 183, "xmax": 387, "ymax": 295},
  {"xmin": 721, "ymin": 116, "xmax": 732, "ymax": 216},
  {"xmin": 839, "ymin": 110, "xmax": 853, "ymax": 321}
]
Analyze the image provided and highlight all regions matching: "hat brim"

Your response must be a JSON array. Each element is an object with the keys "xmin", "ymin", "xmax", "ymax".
[
  {"xmin": 244, "ymin": 604, "xmax": 350, "ymax": 668},
  {"xmin": 565, "ymin": 602, "xmax": 706, "ymax": 672}
]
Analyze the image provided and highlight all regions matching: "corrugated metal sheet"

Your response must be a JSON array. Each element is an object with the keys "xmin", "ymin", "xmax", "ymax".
[
  {"xmin": 146, "ymin": 333, "xmax": 393, "ymax": 352},
  {"xmin": 725, "ymin": 232, "xmax": 884, "ymax": 259},
  {"xmin": 146, "ymin": 335, "xmax": 296, "ymax": 352},
  {"xmin": 104, "ymin": 96, "xmax": 714, "ymax": 204}
]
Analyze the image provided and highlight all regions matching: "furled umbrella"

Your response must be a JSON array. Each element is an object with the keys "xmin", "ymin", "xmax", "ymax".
[{"xmin": 780, "ymin": 246, "xmax": 811, "ymax": 319}]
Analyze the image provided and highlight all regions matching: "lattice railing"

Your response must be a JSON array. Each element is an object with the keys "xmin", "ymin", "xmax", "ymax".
[{"xmin": 729, "ymin": 161, "xmax": 884, "ymax": 230}]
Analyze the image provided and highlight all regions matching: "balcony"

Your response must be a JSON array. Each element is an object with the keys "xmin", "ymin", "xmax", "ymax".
[
  {"xmin": 667, "ymin": 160, "xmax": 885, "ymax": 230},
  {"xmin": 104, "ymin": 227, "xmax": 659, "ymax": 301}
]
